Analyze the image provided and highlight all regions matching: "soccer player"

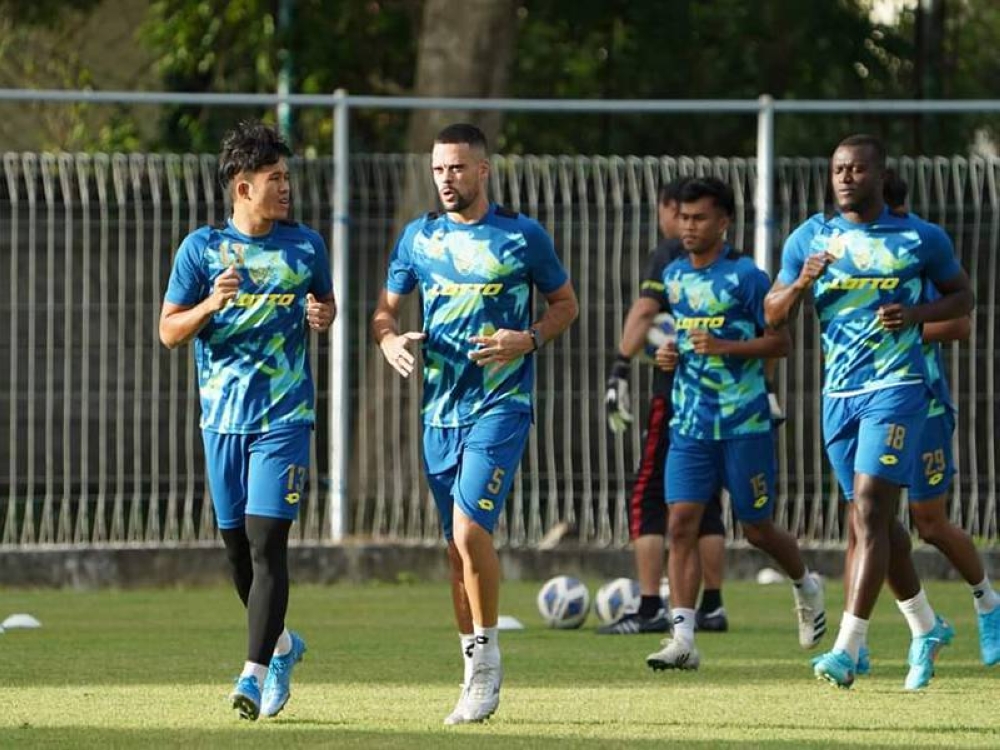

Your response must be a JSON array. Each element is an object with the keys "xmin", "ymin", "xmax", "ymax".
[
  {"xmin": 645, "ymin": 177, "xmax": 826, "ymax": 672},
  {"xmin": 159, "ymin": 119, "xmax": 335, "ymax": 720},
  {"xmin": 371, "ymin": 123, "xmax": 578, "ymax": 724},
  {"xmin": 841, "ymin": 171, "xmax": 1000, "ymax": 672},
  {"xmin": 604, "ymin": 177, "xmax": 730, "ymax": 635},
  {"xmin": 765, "ymin": 134, "xmax": 974, "ymax": 690}
]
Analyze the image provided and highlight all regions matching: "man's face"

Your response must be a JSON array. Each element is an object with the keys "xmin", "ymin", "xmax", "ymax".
[
  {"xmin": 678, "ymin": 196, "xmax": 729, "ymax": 255},
  {"xmin": 831, "ymin": 145, "xmax": 883, "ymax": 214},
  {"xmin": 431, "ymin": 142, "xmax": 487, "ymax": 213},
  {"xmin": 658, "ymin": 199, "xmax": 681, "ymax": 239},
  {"xmin": 238, "ymin": 158, "xmax": 291, "ymax": 220}
]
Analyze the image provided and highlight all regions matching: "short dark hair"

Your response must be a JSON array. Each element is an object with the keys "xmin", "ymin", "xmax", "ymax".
[
  {"xmin": 658, "ymin": 176, "xmax": 690, "ymax": 206},
  {"xmin": 434, "ymin": 123, "xmax": 488, "ymax": 153},
  {"xmin": 836, "ymin": 133, "xmax": 887, "ymax": 170},
  {"xmin": 217, "ymin": 119, "xmax": 292, "ymax": 190},
  {"xmin": 883, "ymin": 168, "xmax": 908, "ymax": 210},
  {"xmin": 678, "ymin": 176, "xmax": 735, "ymax": 218}
]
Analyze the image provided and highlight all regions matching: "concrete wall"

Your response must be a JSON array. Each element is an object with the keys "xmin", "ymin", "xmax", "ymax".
[{"xmin": 1, "ymin": 543, "xmax": 996, "ymax": 589}]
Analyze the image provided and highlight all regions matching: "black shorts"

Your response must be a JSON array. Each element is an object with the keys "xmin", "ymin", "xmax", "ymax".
[{"xmin": 628, "ymin": 395, "xmax": 725, "ymax": 539}]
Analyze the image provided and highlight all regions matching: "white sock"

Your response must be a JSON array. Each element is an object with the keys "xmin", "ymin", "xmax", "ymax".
[
  {"xmin": 832, "ymin": 612, "xmax": 869, "ymax": 662},
  {"xmin": 792, "ymin": 570, "xmax": 818, "ymax": 598},
  {"xmin": 240, "ymin": 661, "xmax": 268, "ymax": 688},
  {"xmin": 273, "ymin": 628, "xmax": 293, "ymax": 657},
  {"xmin": 671, "ymin": 607, "xmax": 696, "ymax": 646},
  {"xmin": 460, "ymin": 633, "xmax": 475, "ymax": 685},
  {"xmin": 473, "ymin": 624, "xmax": 501, "ymax": 665},
  {"xmin": 896, "ymin": 588, "xmax": 936, "ymax": 637},
  {"xmin": 971, "ymin": 576, "xmax": 1000, "ymax": 614}
]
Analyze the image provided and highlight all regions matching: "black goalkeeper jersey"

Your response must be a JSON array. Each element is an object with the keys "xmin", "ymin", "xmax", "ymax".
[{"xmin": 637, "ymin": 238, "xmax": 685, "ymax": 397}]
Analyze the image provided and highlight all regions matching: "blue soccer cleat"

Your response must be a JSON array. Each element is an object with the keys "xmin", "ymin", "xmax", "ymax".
[
  {"xmin": 260, "ymin": 632, "xmax": 307, "ymax": 718},
  {"xmin": 977, "ymin": 606, "xmax": 1000, "ymax": 667},
  {"xmin": 230, "ymin": 675, "xmax": 262, "ymax": 721},
  {"xmin": 813, "ymin": 649, "xmax": 855, "ymax": 689},
  {"xmin": 904, "ymin": 615, "xmax": 954, "ymax": 690},
  {"xmin": 856, "ymin": 645, "xmax": 871, "ymax": 676}
]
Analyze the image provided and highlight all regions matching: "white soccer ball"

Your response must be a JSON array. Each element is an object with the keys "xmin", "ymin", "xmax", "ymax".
[
  {"xmin": 537, "ymin": 575, "xmax": 591, "ymax": 629},
  {"xmin": 643, "ymin": 311, "xmax": 677, "ymax": 362},
  {"xmin": 756, "ymin": 567, "xmax": 785, "ymax": 585},
  {"xmin": 594, "ymin": 577, "xmax": 641, "ymax": 624}
]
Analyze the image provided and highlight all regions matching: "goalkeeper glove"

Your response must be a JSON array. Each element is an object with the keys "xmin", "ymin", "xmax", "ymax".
[{"xmin": 606, "ymin": 355, "xmax": 633, "ymax": 434}]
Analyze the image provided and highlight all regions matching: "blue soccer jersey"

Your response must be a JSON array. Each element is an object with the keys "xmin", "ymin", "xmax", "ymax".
[
  {"xmin": 662, "ymin": 248, "xmax": 772, "ymax": 439},
  {"xmin": 165, "ymin": 219, "xmax": 333, "ymax": 433},
  {"xmin": 385, "ymin": 203, "xmax": 568, "ymax": 427},
  {"xmin": 778, "ymin": 208, "xmax": 961, "ymax": 395}
]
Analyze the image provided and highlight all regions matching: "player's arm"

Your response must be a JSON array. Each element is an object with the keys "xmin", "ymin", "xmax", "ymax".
[
  {"xmin": 922, "ymin": 316, "xmax": 971, "ymax": 343},
  {"xmin": 371, "ymin": 288, "xmax": 424, "ymax": 378},
  {"xmin": 879, "ymin": 270, "xmax": 974, "ymax": 331},
  {"xmin": 158, "ymin": 264, "xmax": 240, "ymax": 349},
  {"xmin": 605, "ymin": 296, "xmax": 660, "ymax": 433},
  {"xmin": 688, "ymin": 326, "xmax": 790, "ymax": 359},
  {"xmin": 763, "ymin": 253, "xmax": 834, "ymax": 329},
  {"xmin": 469, "ymin": 280, "xmax": 578, "ymax": 364}
]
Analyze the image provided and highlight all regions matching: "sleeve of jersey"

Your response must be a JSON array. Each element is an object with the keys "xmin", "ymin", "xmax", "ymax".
[
  {"xmin": 775, "ymin": 223, "xmax": 810, "ymax": 287},
  {"xmin": 638, "ymin": 249, "xmax": 669, "ymax": 306},
  {"xmin": 307, "ymin": 229, "xmax": 334, "ymax": 298},
  {"xmin": 920, "ymin": 223, "xmax": 962, "ymax": 284},
  {"xmin": 384, "ymin": 223, "xmax": 419, "ymax": 295},
  {"xmin": 164, "ymin": 232, "xmax": 209, "ymax": 306},
  {"xmin": 524, "ymin": 220, "xmax": 569, "ymax": 294},
  {"xmin": 739, "ymin": 264, "xmax": 773, "ymax": 332}
]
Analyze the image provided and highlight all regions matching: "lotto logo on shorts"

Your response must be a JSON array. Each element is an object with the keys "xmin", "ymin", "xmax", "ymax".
[
  {"xmin": 478, "ymin": 498, "xmax": 495, "ymax": 511},
  {"xmin": 284, "ymin": 492, "xmax": 300, "ymax": 505},
  {"xmin": 753, "ymin": 495, "xmax": 769, "ymax": 509},
  {"xmin": 928, "ymin": 473, "xmax": 944, "ymax": 486},
  {"xmin": 879, "ymin": 454, "xmax": 899, "ymax": 466}
]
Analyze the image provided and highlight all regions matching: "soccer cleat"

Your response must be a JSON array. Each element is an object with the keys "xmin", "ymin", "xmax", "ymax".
[
  {"xmin": 904, "ymin": 615, "xmax": 954, "ymax": 690},
  {"xmin": 260, "ymin": 631, "xmax": 307, "ymax": 718},
  {"xmin": 813, "ymin": 649, "xmax": 855, "ymax": 689},
  {"xmin": 597, "ymin": 608, "xmax": 671, "ymax": 635},
  {"xmin": 444, "ymin": 662, "xmax": 502, "ymax": 725},
  {"xmin": 695, "ymin": 607, "xmax": 729, "ymax": 632},
  {"xmin": 229, "ymin": 675, "xmax": 262, "ymax": 721},
  {"xmin": 646, "ymin": 638, "xmax": 700, "ymax": 671},
  {"xmin": 977, "ymin": 606, "xmax": 1000, "ymax": 666},
  {"xmin": 794, "ymin": 573, "xmax": 826, "ymax": 649},
  {"xmin": 856, "ymin": 645, "xmax": 871, "ymax": 676}
]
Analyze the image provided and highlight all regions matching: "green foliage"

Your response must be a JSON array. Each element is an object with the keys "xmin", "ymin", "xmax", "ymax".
[{"xmin": 0, "ymin": 0, "xmax": 100, "ymax": 26}]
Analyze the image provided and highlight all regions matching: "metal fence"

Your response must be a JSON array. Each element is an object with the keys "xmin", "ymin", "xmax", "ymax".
[{"xmin": 1, "ymin": 151, "xmax": 997, "ymax": 548}]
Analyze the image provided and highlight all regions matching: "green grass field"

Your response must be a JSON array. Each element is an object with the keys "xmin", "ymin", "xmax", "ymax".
[{"xmin": 1, "ymin": 577, "xmax": 998, "ymax": 748}]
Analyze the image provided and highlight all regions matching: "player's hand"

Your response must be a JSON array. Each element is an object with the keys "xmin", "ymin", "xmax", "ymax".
[
  {"xmin": 467, "ymin": 328, "xmax": 533, "ymax": 366},
  {"xmin": 876, "ymin": 303, "xmax": 915, "ymax": 331},
  {"xmin": 795, "ymin": 252, "xmax": 835, "ymax": 289},
  {"xmin": 605, "ymin": 356, "xmax": 633, "ymax": 434},
  {"xmin": 380, "ymin": 330, "xmax": 426, "ymax": 378},
  {"xmin": 305, "ymin": 293, "xmax": 335, "ymax": 332},
  {"xmin": 655, "ymin": 341, "xmax": 678, "ymax": 372},
  {"xmin": 210, "ymin": 264, "xmax": 241, "ymax": 311},
  {"xmin": 688, "ymin": 329, "xmax": 727, "ymax": 356}
]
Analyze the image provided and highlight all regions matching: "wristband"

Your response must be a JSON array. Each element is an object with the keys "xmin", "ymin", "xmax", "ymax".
[{"xmin": 528, "ymin": 326, "xmax": 542, "ymax": 351}]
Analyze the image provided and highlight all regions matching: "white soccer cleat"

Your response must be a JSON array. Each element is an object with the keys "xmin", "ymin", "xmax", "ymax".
[
  {"xmin": 646, "ymin": 638, "xmax": 700, "ymax": 671},
  {"xmin": 795, "ymin": 573, "xmax": 827, "ymax": 650},
  {"xmin": 443, "ymin": 662, "xmax": 502, "ymax": 725}
]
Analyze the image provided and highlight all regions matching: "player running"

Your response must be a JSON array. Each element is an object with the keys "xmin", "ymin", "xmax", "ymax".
[
  {"xmin": 372, "ymin": 123, "xmax": 578, "ymax": 724},
  {"xmin": 645, "ymin": 177, "xmax": 825, "ymax": 672}
]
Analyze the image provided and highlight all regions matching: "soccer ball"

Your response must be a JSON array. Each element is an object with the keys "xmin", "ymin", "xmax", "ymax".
[
  {"xmin": 642, "ymin": 311, "xmax": 677, "ymax": 363},
  {"xmin": 594, "ymin": 577, "xmax": 641, "ymax": 624},
  {"xmin": 537, "ymin": 575, "xmax": 590, "ymax": 629}
]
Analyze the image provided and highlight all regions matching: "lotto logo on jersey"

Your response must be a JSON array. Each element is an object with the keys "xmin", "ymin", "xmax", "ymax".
[
  {"xmin": 427, "ymin": 283, "xmax": 504, "ymax": 297},
  {"xmin": 233, "ymin": 292, "xmax": 297, "ymax": 307},
  {"xmin": 676, "ymin": 316, "xmax": 725, "ymax": 330},
  {"xmin": 827, "ymin": 277, "xmax": 900, "ymax": 291}
]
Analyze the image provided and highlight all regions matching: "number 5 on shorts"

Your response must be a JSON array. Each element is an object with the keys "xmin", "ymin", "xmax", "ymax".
[{"xmin": 486, "ymin": 467, "xmax": 505, "ymax": 496}]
